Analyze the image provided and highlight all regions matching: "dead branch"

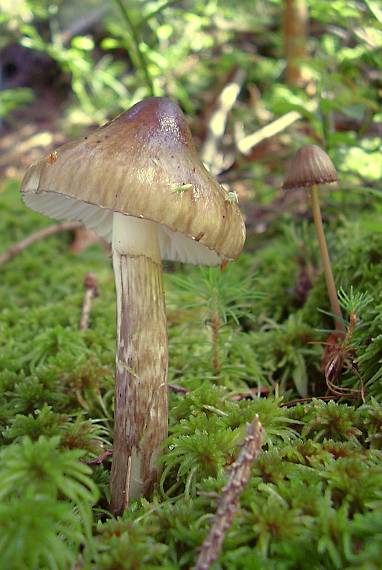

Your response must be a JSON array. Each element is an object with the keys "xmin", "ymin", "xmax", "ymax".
[
  {"xmin": 70, "ymin": 227, "xmax": 99, "ymax": 253},
  {"xmin": 237, "ymin": 96, "xmax": 319, "ymax": 156},
  {"xmin": 0, "ymin": 221, "xmax": 82, "ymax": 266},
  {"xmin": 85, "ymin": 449, "xmax": 113, "ymax": 465},
  {"xmin": 79, "ymin": 273, "xmax": 99, "ymax": 331},
  {"xmin": 322, "ymin": 314, "xmax": 365, "ymax": 401},
  {"xmin": 168, "ymin": 384, "xmax": 189, "ymax": 394},
  {"xmin": 201, "ymin": 68, "xmax": 245, "ymax": 174},
  {"xmin": 193, "ymin": 415, "xmax": 264, "ymax": 570},
  {"xmin": 237, "ymin": 111, "xmax": 302, "ymax": 155}
]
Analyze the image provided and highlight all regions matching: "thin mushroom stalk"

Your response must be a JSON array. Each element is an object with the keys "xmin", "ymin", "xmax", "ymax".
[
  {"xmin": 110, "ymin": 214, "xmax": 168, "ymax": 515},
  {"xmin": 310, "ymin": 184, "xmax": 344, "ymax": 332},
  {"xmin": 282, "ymin": 144, "xmax": 345, "ymax": 334}
]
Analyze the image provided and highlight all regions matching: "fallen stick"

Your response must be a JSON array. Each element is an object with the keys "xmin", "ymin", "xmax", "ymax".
[
  {"xmin": 79, "ymin": 273, "xmax": 99, "ymax": 331},
  {"xmin": 193, "ymin": 415, "xmax": 264, "ymax": 570},
  {"xmin": 168, "ymin": 384, "xmax": 189, "ymax": 394},
  {"xmin": 237, "ymin": 110, "xmax": 301, "ymax": 155},
  {"xmin": 85, "ymin": 449, "xmax": 113, "ymax": 465},
  {"xmin": 0, "ymin": 221, "xmax": 82, "ymax": 266},
  {"xmin": 237, "ymin": 97, "xmax": 320, "ymax": 156},
  {"xmin": 70, "ymin": 227, "xmax": 99, "ymax": 253},
  {"xmin": 201, "ymin": 68, "xmax": 245, "ymax": 174}
]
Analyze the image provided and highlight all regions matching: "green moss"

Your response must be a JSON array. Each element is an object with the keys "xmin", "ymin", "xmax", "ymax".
[{"xmin": 1, "ymin": 179, "xmax": 382, "ymax": 568}]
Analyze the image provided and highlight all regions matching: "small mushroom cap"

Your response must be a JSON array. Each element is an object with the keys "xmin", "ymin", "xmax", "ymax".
[
  {"xmin": 21, "ymin": 97, "xmax": 245, "ymax": 265},
  {"xmin": 282, "ymin": 144, "xmax": 338, "ymax": 190}
]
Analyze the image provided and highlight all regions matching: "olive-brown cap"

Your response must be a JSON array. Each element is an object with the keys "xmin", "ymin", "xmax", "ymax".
[
  {"xmin": 21, "ymin": 97, "xmax": 245, "ymax": 265},
  {"xmin": 282, "ymin": 144, "xmax": 338, "ymax": 190}
]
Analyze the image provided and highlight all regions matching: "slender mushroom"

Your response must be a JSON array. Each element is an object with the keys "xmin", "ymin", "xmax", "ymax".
[
  {"xmin": 20, "ymin": 97, "xmax": 246, "ymax": 515},
  {"xmin": 282, "ymin": 144, "xmax": 345, "ymax": 332}
]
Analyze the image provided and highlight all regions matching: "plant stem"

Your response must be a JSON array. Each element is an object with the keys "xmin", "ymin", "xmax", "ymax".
[
  {"xmin": 114, "ymin": 0, "xmax": 155, "ymax": 95},
  {"xmin": 140, "ymin": 0, "xmax": 181, "ymax": 25},
  {"xmin": 211, "ymin": 310, "xmax": 221, "ymax": 377},
  {"xmin": 110, "ymin": 215, "xmax": 168, "ymax": 515},
  {"xmin": 79, "ymin": 273, "xmax": 98, "ymax": 331},
  {"xmin": 210, "ymin": 288, "xmax": 221, "ymax": 377},
  {"xmin": 310, "ymin": 185, "xmax": 344, "ymax": 332}
]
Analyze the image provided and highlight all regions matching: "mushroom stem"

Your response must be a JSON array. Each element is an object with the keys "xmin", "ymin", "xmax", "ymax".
[
  {"xmin": 310, "ymin": 185, "xmax": 344, "ymax": 332},
  {"xmin": 110, "ymin": 214, "xmax": 168, "ymax": 515}
]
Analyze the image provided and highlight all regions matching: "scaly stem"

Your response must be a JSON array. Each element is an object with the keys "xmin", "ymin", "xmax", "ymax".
[
  {"xmin": 110, "ymin": 214, "xmax": 168, "ymax": 515},
  {"xmin": 310, "ymin": 185, "xmax": 344, "ymax": 332}
]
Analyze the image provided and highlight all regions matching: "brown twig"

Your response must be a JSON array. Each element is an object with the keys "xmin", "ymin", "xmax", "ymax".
[
  {"xmin": 85, "ymin": 449, "xmax": 113, "ymax": 465},
  {"xmin": 79, "ymin": 273, "xmax": 98, "ymax": 331},
  {"xmin": 193, "ymin": 415, "xmax": 264, "ymax": 570},
  {"xmin": 0, "ymin": 221, "xmax": 82, "ymax": 266},
  {"xmin": 70, "ymin": 227, "xmax": 100, "ymax": 253},
  {"xmin": 168, "ymin": 384, "xmax": 189, "ymax": 395},
  {"xmin": 322, "ymin": 313, "xmax": 364, "ymax": 401}
]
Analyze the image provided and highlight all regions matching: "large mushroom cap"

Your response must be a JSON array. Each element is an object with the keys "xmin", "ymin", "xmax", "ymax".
[
  {"xmin": 282, "ymin": 144, "xmax": 338, "ymax": 191},
  {"xmin": 21, "ymin": 97, "xmax": 246, "ymax": 265}
]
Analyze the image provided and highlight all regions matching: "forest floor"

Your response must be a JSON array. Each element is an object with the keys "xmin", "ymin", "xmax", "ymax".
[{"xmin": 1, "ymin": 76, "xmax": 382, "ymax": 569}]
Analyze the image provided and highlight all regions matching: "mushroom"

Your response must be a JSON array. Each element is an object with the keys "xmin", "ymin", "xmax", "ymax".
[
  {"xmin": 20, "ymin": 97, "xmax": 246, "ymax": 515},
  {"xmin": 282, "ymin": 144, "xmax": 344, "ymax": 332}
]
